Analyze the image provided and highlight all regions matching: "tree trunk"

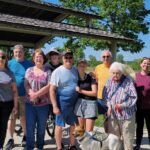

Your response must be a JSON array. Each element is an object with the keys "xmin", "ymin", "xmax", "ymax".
[{"xmin": 110, "ymin": 41, "xmax": 117, "ymax": 61}]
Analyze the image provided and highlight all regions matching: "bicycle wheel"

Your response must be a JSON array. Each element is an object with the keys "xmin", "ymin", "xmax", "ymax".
[{"xmin": 46, "ymin": 111, "xmax": 55, "ymax": 138}]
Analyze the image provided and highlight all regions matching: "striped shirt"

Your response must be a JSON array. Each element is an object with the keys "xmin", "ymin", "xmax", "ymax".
[{"xmin": 103, "ymin": 76, "xmax": 137, "ymax": 120}]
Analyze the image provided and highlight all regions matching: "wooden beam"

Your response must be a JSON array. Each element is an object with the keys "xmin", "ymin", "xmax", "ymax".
[
  {"xmin": 0, "ymin": 40, "xmax": 35, "ymax": 47},
  {"xmin": 0, "ymin": 22, "xmax": 48, "ymax": 36},
  {"xmin": 0, "ymin": 0, "xmax": 102, "ymax": 20},
  {"xmin": 52, "ymin": 14, "xmax": 69, "ymax": 22},
  {"xmin": 111, "ymin": 41, "xmax": 117, "ymax": 61},
  {"xmin": 35, "ymin": 36, "xmax": 53, "ymax": 48},
  {"xmin": 0, "ymin": 13, "xmax": 133, "ymax": 46},
  {"xmin": 0, "ymin": 20, "xmax": 133, "ymax": 43}
]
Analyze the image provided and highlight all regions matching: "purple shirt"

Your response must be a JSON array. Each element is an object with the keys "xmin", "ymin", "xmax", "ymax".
[
  {"xmin": 103, "ymin": 76, "xmax": 137, "ymax": 120},
  {"xmin": 135, "ymin": 72, "xmax": 150, "ymax": 109},
  {"xmin": 25, "ymin": 67, "xmax": 51, "ymax": 106}
]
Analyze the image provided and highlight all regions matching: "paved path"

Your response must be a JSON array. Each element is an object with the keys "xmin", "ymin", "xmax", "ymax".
[{"xmin": 4, "ymin": 122, "xmax": 150, "ymax": 150}]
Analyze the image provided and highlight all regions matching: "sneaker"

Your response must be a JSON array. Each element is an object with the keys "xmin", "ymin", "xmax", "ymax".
[
  {"xmin": 21, "ymin": 136, "xmax": 26, "ymax": 147},
  {"xmin": 5, "ymin": 139, "xmax": 14, "ymax": 150},
  {"xmin": 68, "ymin": 145, "xmax": 78, "ymax": 150},
  {"xmin": 133, "ymin": 146, "xmax": 140, "ymax": 150}
]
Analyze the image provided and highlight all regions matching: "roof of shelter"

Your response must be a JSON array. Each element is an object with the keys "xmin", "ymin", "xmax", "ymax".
[
  {"xmin": 0, "ymin": 0, "xmax": 102, "ymax": 21},
  {"xmin": 0, "ymin": 0, "xmax": 133, "ymax": 48}
]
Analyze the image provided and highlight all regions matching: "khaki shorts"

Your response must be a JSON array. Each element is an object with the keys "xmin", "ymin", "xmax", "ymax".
[
  {"xmin": 10, "ymin": 97, "xmax": 25, "ymax": 119},
  {"xmin": 105, "ymin": 114, "xmax": 135, "ymax": 150}
]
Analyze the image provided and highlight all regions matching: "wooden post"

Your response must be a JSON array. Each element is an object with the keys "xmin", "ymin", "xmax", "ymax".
[{"xmin": 111, "ymin": 41, "xmax": 117, "ymax": 61}]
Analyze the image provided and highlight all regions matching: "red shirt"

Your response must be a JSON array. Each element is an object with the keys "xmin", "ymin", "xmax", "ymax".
[{"xmin": 135, "ymin": 72, "xmax": 150, "ymax": 109}]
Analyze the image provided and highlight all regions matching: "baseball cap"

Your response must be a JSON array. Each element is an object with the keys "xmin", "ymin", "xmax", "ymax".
[
  {"xmin": 77, "ymin": 58, "xmax": 87, "ymax": 64},
  {"xmin": 45, "ymin": 47, "xmax": 60, "ymax": 56},
  {"xmin": 61, "ymin": 50, "xmax": 73, "ymax": 56}
]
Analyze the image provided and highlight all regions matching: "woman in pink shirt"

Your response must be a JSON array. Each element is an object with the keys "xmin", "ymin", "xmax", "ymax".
[
  {"xmin": 134, "ymin": 57, "xmax": 150, "ymax": 150},
  {"xmin": 25, "ymin": 49, "xmax": 51, "ymax": 150}
]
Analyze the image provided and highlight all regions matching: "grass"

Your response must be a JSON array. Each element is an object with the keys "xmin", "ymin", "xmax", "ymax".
[
  {"xmin": 95, "ymin": 115, "xmax": 105, "ymax": 127},
  {"xmin": 95, "ymin": 115, "xmax": 147, "ymax": 129}
]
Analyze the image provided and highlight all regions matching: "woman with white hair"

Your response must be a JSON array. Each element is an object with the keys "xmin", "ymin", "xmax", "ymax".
[{"xmin": 103, "ymin": 62, "xmax": 137, "ymax": 150}]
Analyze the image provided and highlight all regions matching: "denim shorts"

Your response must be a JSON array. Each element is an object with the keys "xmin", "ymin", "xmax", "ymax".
[
  {"xmin": 55, "ymin": 106, "xmax": 77, "ymax": 127},
  {"xmin": 74, "ymin": 98, "xmax": 98, "ymax": 119}
]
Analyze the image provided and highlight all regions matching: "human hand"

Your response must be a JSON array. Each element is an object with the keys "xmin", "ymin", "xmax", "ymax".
[
  {"xmin": 107, "ymin": 106, "xmax": 112, "ymax": 117},
  {"xmin": 115, "ymin": 104, "xmax": 123, "ymax": 116},
  {"xmin": 29, "ymin": 90, "xmax": 38, "ymax": 100},
  {"xmin": 12, "ymin": 107, "xmax": 18, "ymax": 115},
  {"xmin": 76, "ymin": 86, "xmax": 81, "ymax": 93},
  {"xmin": 53, "ymin": 106, "xmax": 61, "ymax": 115}
]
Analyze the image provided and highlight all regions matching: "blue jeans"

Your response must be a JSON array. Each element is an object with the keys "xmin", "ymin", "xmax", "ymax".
[{"xmin": 25, "ymin": 103, "xmax": 50, "ymax": 150}]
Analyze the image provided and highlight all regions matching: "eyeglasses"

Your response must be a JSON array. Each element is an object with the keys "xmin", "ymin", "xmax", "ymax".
[
  {"xmin": 64, "ymin": 56, "xmax": 73, "ymax": 59},
  {"xmin": 0, "ymin": 56, "xmax": 6, "ymax": 60},
  {"xmin": 102, "ymin": 55, "xmax": 110, "ymax": 58}
]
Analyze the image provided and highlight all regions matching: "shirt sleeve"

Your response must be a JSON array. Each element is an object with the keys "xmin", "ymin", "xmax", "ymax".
[
  {"xmin": 50, "ymin": 69, "xmax": 59, "ymax": 87},
  {"xmin": 46, "ymin": 70, "xmax": 51, "ymax": 83},
  {"xmin": 122, "ymin": 79, "xmax": 137, "ymax": 108},
  {"xmin": 103, "ymin": 79, "xmax": 111, "ymax": 107},
  {"xmin": 11, "ymin": 74, "xmax": 16, "ymax": 82},
  {"xmin": 25, "ymin": 68, "xmax": 30, "ymax": 80}
]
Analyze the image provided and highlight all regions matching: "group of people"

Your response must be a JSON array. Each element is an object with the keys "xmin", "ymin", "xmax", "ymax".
[{"xmin": 0, "ymin": 44, "xmax": 149, "ymax": 150}]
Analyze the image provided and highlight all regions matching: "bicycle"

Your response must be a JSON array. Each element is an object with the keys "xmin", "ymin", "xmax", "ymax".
[{"xmin": 46, "ymin": 106, "xmax": 55, "ymax": 138}]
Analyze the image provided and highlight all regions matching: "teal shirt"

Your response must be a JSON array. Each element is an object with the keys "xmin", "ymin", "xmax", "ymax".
[{"xmin": 8, "ymin": 59, "xmax": 33, "ymax": 96}]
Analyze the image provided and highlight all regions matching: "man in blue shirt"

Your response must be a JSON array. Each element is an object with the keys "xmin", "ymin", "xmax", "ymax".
[
  {"xmin": 50, "ymin": 50, "xmax": 78, "ymax": 150},
  {"xmin": 5, "ymin": 44, "xmax": 33, "ymax": 149}
]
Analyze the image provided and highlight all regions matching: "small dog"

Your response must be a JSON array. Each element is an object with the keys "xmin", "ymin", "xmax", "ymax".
[{"xmin": 74, "ymin": 126, "xmax": 122, "ymax": 150}]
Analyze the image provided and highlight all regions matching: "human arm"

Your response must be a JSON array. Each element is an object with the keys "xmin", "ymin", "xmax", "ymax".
[
  {"xmin": 119, "ymin": 79, "xmax": 137, "ymax": 109},
  {"xmin": 11, "ymin": 82, "xmax": 18, "ymax": 115},
  {"xmin": 76, "ymin": 84, "xmax": 97, "ymax": 97},
  {"xmin": 50, "ymin": 84, "xmax": 60, "ymax": 115},
  {"xmin": 49, "ymin": 69, "xmax": 61, "ymax": 114},
  {"xmin": 28, "ymin": 84, "xmax": 50, "ymax": 100}
]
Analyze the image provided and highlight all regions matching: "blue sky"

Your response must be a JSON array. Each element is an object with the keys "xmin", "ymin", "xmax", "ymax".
[{"xmin": 43, "ymin": 0, "xmax": 150, "ymax": 61}]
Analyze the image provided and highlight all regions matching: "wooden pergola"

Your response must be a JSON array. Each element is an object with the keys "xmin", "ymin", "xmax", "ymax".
[{"xmin": 0, "ymin": 0, "xmax": 133, "ymax": 57}]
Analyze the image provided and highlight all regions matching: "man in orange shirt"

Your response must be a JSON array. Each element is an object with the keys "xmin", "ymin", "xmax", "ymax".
[{"xmin": 94, "ymin": 50, "xmax": 112, "ymax": 114}]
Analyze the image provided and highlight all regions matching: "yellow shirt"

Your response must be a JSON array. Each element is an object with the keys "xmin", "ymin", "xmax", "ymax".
[{"xmin": 94, "ymin": 64, "xmax": 110, "ymax": 99}]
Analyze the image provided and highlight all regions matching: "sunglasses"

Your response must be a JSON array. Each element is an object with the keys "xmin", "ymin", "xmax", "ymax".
[
  {"xmin": 102, "ymin": 55, "xmax": 110, "ymax": 58},
  {"xmin": 0, "ymin": 56, "xmax": 6, "ymax": 60},
  {"xmin": 64, "ymin": 56, "xmax": 73, "ymax": 59}
]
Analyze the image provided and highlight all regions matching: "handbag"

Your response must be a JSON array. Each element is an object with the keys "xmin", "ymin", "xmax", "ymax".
[{"xmin": 97, "ymin": 99, "xmax": 108, "ymax": 114}]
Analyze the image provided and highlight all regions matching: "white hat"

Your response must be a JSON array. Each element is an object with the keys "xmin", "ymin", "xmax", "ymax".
[{"xmin": 45, "ymin": 47, "xmax": 60, "ymax": 56}]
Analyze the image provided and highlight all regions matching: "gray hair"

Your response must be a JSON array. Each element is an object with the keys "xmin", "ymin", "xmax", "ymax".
[
  {"xmin": 109, "ymin": 62, "xmax": 125, "ymax": 74},
  {"xmin": 101, "ymin": 50, "xmax": 112, "ymax": 58},
  {"xmin": 13, "ymin": 44, "xmax": 24, "ymax": 50},
  {"xmin": 0, "ymin": 49, "xmax": 6, "ymax": 54}
]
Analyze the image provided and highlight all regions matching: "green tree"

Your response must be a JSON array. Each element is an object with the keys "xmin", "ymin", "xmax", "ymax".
[
  {"xmin": 59, "ymin": 0, "xmax": 149, "ymax": 55},
  {"xmin": 116, "ymin": 54, "xmax": 124, "ymax": 63},
  {"xmin": 127, "ymin": 59, "xmax": 141, "ymax": 71},
  {"xmin": 57, "ymin": 37, "xmax": 85, "ymax": 64},
  {"xmin": 88, "ymin": 55, "xmax": 100, "ymax": 67},
  {"xmin": 0, "ymin": 46, "xmax": 33, "ymax": 60}
]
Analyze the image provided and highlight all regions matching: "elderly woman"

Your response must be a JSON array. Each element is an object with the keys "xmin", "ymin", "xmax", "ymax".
[
  {"xmin": 103, "ymin": 62, "xmax": 137, "ymax": 150},
  {"xmin": 134, "ymin": 57, "xmax": 150, "ymax": 150},
  {"xmin": 25, "ymin": 49, "xmax": 51, "ymax": 150},
  {"xmin": 0, "ymin": 50, "xmax": 18, "ymax": 150}
]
